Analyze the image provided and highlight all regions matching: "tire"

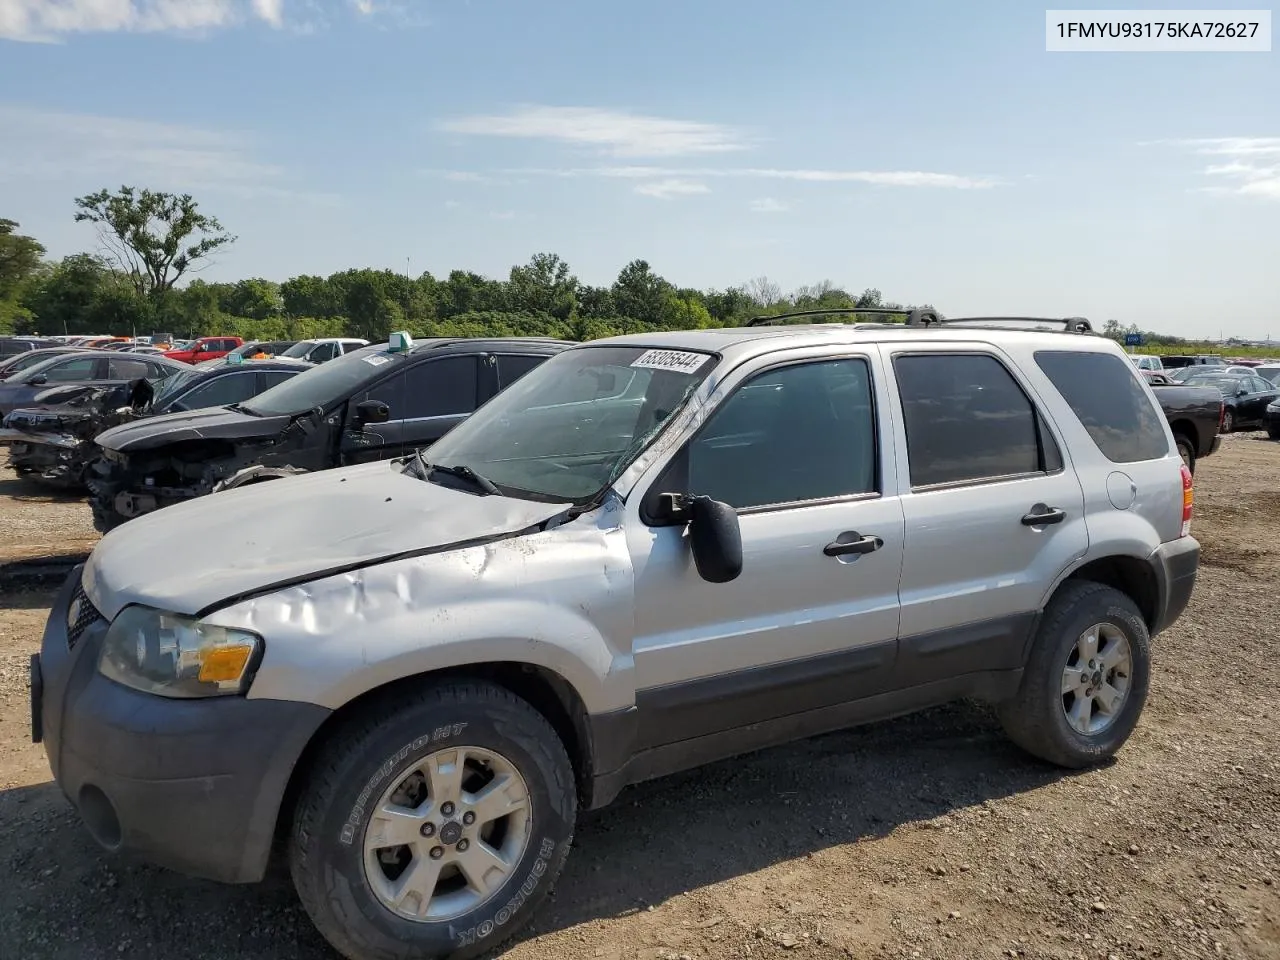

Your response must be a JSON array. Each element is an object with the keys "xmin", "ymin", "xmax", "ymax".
[
  {"xmin": 1174, "ymin": 435, "xmax": 1195, "ymax": 475},
  {"xmin": 1268, "ymin": 426, "xmax": 1280, "ymax": 442},
  {"xmin": 289, "ymin": 681, "xmax": 577, "ymax": 960},
  {"xmin": 998, "ymin": 580, "xmax": 1150, "ymax": 769},
  {"xmin": 1221, "ymin": 408, "xmax": 1234, "ymax": 433}
]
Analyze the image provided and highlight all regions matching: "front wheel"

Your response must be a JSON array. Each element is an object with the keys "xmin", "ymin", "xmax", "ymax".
[
  {"xmin": 1221, "ymin": 408, "xmax": 1234, "ymax": 433},
  {"xmin": 999, "ymin": 581, "xmax": 1150, "ymax": 769},
  {"xmin": 289, "ymin": 682, "xmax": 577, "ymax": 960}
]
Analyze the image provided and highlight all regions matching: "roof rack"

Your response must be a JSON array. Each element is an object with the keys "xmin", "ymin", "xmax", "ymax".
[
  {"xmin": 914, "ymin": 315, "xmax": 1094, "ymax": 334},
  {"xmin": 746, "ymin": 308, "xmax": 1093, "ymax": 335},
  {"xmin": 746, "ymin": 307, "xmax": 938, "ymax": 327}
]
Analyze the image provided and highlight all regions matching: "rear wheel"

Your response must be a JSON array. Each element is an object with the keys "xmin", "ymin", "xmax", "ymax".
[
  {"xmin": 289, "ymin": 681, "xmax": 576, "ymax": 960},
  {"xmin": 1221, "ymin": 408, "xmax": 1234, "ymax": 433},
  {"xmin": 999, "ymin": 581, "xmax": 1150, "ymax": 768},
  {"xmin": 1173, "ymin": 435, "xmax": 1196, "ymax": 474}
]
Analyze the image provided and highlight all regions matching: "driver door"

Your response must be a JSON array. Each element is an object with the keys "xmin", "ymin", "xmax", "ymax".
[{"xmin": 627, "ymin": 351, "xmax": 905, "ymax": 752}]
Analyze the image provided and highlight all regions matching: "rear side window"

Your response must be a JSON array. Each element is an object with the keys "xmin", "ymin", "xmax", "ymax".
[
  {"xmin": 895, "ymin": 353, "xmax": 1059, "ymax": 487},
  {"xmin": 1034, "ymin": 351, "xmax": 1170, "ymax": 463}
]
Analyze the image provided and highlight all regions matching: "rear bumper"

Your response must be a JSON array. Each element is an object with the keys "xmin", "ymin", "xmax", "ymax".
[
  {"xmin": 1265, "ymin": 408, "xmax": 1280, "ymax": 437},
  {"xmin": 1149, "ymin": 536, "xmax": 1200, "ymax": 636},
  {"xmin": 1208, "ymin": 433, "xmax": 1222, "ymax": 456},
  {"xmin": 35, "ymin": 568, "xmax": 331, "ymax": 883}
]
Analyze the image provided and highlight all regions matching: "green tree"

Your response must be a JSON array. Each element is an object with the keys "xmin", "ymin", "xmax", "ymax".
[
  {"xmin": 73, "ymin": 186, "xmax": 235, "ymax": 300},
  {"xmin": 0, "ymin": 219, "xmax": 46, "ymax": 333},
  {"xmin": 611, "ymin": 259, "xmax": 672, "ymax": 327},
  {"xmin": 21, "ymin": 254, "xmax": 151, "ymax": 335},
  {"xmin": 508, "ymin": 253, "xmax": 578, "ymax": 320},
  {"xmin": 222, "ymin": 278, "xmax": 283, "ymax": 321}
]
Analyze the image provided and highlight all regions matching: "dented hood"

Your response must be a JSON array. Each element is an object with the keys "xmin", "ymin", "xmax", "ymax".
[
  {"xmin": 95, "ymin": 404, "xmax": 293, "ymax": 453},
  {"xmin": 83, "ymin": 460, "xmax": 573, "ymax": 619}
]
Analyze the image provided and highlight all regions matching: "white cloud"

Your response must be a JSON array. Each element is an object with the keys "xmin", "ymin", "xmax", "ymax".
[
  {"xmin": 500, "ymin": 165, "xmax": 1000, "ymax": 190},
  {"xmin": 0, "ymin": 0, "xmax": 408, "ymax": 40},
  {"xmin": 749, "ymin": 197, "xmax": 790, "ymax": 213},
  {"xmin": 633, "ymin": 179, "xmax": 710, "ymax": 199},
  {"xmin": 1168, "ymin": 138, "xmax": 1280, "ymax": 202},
  {"xmin": 251, "ymin": 0, "xmax": 283, "ymax": 27},
  {"xmin": 439, "ymin": 106, "xmax": 748, "ymax": 158},
  {"xmin": 0, "ymin": 104, "xmax": 335, "ymax": 203}
]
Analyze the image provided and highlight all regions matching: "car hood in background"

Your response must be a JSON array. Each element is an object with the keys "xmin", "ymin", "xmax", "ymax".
[
  {"xmin": 82, "ymin": 460, "xmax": 573, "ymax": 619},
  {"xmin": 95, "ymin": 404, "xmax": 294, "ymax": 452}
]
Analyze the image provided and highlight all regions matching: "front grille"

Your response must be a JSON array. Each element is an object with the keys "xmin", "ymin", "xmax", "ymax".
[{"xmin": 67, "ymin": 580, "xmax": 104, "ymax": 650}]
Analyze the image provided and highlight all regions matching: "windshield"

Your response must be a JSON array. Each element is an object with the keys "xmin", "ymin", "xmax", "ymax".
[
  {"xmin": 281, "ymin": 341, "xmax": 316, "ymax": 358},
  {"xmin": 421, "ymin": 345, "xmax": 716, "ymax": 503},
  {"xmin": 240, "ymin": 344, "xmax": 400, "ymax": 416}
]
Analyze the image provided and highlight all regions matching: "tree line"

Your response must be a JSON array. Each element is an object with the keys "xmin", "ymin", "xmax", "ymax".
[
  {"xmin": 0, "ymin": 187, "xmax": 930, "ymax": 344},
  {"xmin": 1, "ymin": 186, "xmax": 1243, "ymax": 352}
]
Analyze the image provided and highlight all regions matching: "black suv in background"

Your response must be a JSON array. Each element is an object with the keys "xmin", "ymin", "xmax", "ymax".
[{"xmin": 88, "ymin": 336, "xmax": 573, "ymax": 530}]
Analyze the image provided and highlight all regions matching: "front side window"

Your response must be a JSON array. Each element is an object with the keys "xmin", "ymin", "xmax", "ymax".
[
  {"xmin": 40, "ymin": 357, "xmax": 99, "ymax": 382},
  {"xmin": 109, "ymin": 358, "xmax": 151, "ymax": 381},
  {"xmin": 680, "ymin": 358, "xmax": 877, "ymax": 510},
  {"xmin": 401, "ymin": 357, "xmax": 479, "ymax": 419},
  {"xmin": 171, "ymin": 372, "xmax": 261, "ymax": 411},
  {"xmin": 895, "ymin": 353, "xmax": 1054, "ymax": 487},
  {"xmin": 496, "ymin": 354, "xmax": 547, "ymax": 390},
  {"xmin": 421, "ymin": 345, "xmax": 715, "ymax": 502}
]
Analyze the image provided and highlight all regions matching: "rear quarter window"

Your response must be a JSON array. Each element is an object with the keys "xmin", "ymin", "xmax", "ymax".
[{"xmin": 1034, "ymin": 350, "xmax": 1170, "ymax": 463}]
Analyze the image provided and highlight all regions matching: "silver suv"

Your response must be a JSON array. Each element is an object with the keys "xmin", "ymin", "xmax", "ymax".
[{"xmin": 31, "ymin": 312, "xmax": 1200, "ymax": 960}]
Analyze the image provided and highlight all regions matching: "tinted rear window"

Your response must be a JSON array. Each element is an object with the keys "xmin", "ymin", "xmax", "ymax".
[{"xmin": 1034, "ymin": 350, "xmax": 1170, "ymax": 463}]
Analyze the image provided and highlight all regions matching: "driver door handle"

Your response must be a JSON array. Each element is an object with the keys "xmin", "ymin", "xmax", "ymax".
[
  {"xmin": 1021, "ymin": 504, "xmax": 1066, "ymax": 526},
  {"xmin": 823, "ymin": 533, "xmax": 883, "ymax": 557}
]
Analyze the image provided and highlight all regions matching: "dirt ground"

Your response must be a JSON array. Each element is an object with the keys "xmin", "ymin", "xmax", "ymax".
[{"xmin": 1, "ymin": 437, "xmax": 1277, "ymax": 960}]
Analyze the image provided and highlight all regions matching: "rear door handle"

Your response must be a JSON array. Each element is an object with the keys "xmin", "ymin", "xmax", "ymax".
[
  {"xmin": 823, "ymin": 532, "xmax": 884, "ymax": 557},
  {"xmin": 1021, "ymin": 504, "xmax": 1066, "ymax": 526}
]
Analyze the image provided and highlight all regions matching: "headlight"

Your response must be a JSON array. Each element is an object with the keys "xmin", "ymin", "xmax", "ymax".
[
  {"xmin": 98, "ymin": 606, "xmax": 262, "ymax": 698},
  {"xmin": 1268, "ymin": 399, "xmax": 1280, "ymax": 412}
]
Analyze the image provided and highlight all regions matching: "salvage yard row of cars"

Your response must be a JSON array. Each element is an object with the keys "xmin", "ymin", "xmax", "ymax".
[{"xmin": 6, "ymin": 309, "xmax": 1256, "ymax": 960}]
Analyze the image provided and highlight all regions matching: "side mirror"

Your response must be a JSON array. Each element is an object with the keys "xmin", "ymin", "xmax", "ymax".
[
  {"xmin": 687, "ymin": 495, "xmax": 743, "ymax": 584},
  {"xmin": 354, "ymin": 399, "xmax": 390, "ymax": 427},
  {"xmin": 29, "ymin": 374, "xmax": 47, "ymax": 385},
  {"xmin": 1238, "ymin": 387, "xmax": 1249, "ymax": 397}
]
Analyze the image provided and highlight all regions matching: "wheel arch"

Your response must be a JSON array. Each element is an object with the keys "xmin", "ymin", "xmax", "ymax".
[
  {"xmin": 271, "ymin": 660, "xmax": 597, "ymax": 866},
  {"xmin": 1050, "ymin": 554, "xmax": 1159, "ymax": 631}
]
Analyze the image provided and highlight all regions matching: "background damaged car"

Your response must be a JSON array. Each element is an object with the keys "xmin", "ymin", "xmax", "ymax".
[
  {"xmin": 1, "ymin": 359, "xmax": 310, "ymax": 489},
  {"xmin": 87, "ymin": 334, "xmax": 572, "ymax": 531}
]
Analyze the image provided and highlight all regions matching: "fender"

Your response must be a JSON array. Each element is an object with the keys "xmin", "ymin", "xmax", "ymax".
[
  {"xmin": 205, "ymin": 518, "xmax": 638, "ymax": 717},
  {"xmin": 212, "ymin": 464, "xmax": 309, "ymax": 492}
]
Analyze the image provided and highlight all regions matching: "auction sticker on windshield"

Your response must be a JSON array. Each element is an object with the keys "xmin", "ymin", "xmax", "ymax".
[
  {"xmin": 630, "ymin": 349, "xmax": 709, "ymax": 373},
  {"xmin": 363, "ymin": 355, "xmax": 392, "ymax": 366}
]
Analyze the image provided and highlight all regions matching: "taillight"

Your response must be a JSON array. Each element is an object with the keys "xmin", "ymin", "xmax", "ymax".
[{"xmin": 1180, "ymin": 462, "xmax": 1194, "ymax": 537}]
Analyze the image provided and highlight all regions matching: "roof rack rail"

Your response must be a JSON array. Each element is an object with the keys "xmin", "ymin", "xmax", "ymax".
[
  {"xmin": 746, "ymin": 308, "xmax": 1094, "ymax": 335},
  {"xmin": 746, "ymin": 307, "xmax": 937, "ymax": 327},
  {"xmin": 908, "ymin": 314, "xmax": 1094, "ymax": 334}
]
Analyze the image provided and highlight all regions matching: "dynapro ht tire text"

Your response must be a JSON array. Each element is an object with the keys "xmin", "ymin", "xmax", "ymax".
[
  {"xmin": 999, "ymin": 580, "xmax": 1151, "ymax": 769},
  {"xmin": 289, "ymin": 681, "xmax": 577, "ymax": 960}
]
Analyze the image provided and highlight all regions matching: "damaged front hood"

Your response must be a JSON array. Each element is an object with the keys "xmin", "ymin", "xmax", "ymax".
[
  {"xmin": 83, "ymin": 460, "xmax": 574, "ymax": 619},
  {"xmin": 95, "ymin": 404, "xmax": 292, "ymax": 453}
]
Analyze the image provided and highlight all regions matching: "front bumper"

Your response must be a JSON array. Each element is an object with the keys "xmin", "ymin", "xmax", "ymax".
[
  {"xmin": 33, "ymin": 568, "xmax": 331, "ymax": 884},
  {"xmin": 1265, "ymin": 408, "xmax": 1280, "ymax": 437},
  {"xmin": 1149, "ymin": 536, "xmax": 1200, "ymax": 636}
]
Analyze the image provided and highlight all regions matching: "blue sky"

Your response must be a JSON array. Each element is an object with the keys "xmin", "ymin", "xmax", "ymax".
[{"xmin": 0, "ymin": 0, "xmax": 1276, "ymax": 339}]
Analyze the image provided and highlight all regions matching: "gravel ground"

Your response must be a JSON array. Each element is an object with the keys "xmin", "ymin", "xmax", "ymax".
[{"xmin": 0, "ymin": 437, "xmax": 1277, "ymax": 960}]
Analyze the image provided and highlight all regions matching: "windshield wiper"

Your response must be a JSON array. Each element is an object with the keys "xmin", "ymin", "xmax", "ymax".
[{"xmin": 421, "ymin": 455, "xmax": 501, "ymax": 496}]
